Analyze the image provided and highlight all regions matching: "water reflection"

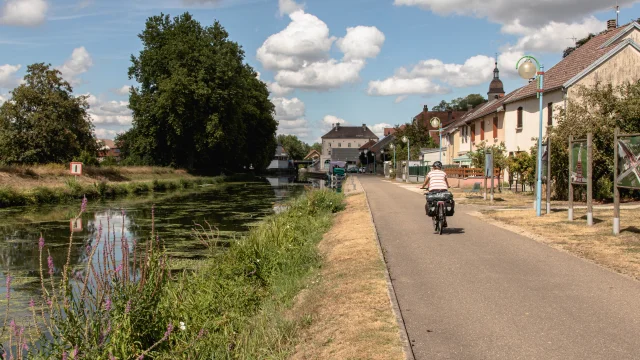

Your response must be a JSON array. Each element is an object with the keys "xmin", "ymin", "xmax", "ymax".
[{"xmin": 0, "ymin": 177, "xmax": 306, "ymax": 318}]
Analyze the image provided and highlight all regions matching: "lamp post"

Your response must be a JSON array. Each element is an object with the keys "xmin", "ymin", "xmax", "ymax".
[
  {"xmin": 390, "ymin": 143, "xmax": 396, "ymax": 177},
  {"xmin": 364, "ymin": 149, "xmax": 369, "ymax": 174},
  {"xmin": 402, "ymin": 136, "xmax": 410, "ymax": 182},
  {"xmin": 430, "ymin": 117, "xmax": 443, "ymax": 163},
  {"xmin": 516, "ymin": 55, "xmax": 544, "ymax": 217}
]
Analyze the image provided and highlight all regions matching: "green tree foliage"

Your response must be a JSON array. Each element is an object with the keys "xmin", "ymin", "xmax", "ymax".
[
  {"xmin": 123, "ymin": 13, "xmax": 277, "ymax": 171},
  {"xmin": 391, "ymin": 121, "xmax": 437, "ymax": 162},
  {"xmin": 277, "ymin": 134, "xmax": 310, "ymax": 160},
  {"xmin": 549, "ymin": 81, "xmax": 640, "ymax": 200},
  {"xmin": 508, "ymin": 150, "xmax": 536, "ymax": 190},
  {"xmin": 311, "ymin": 142, "xmax": 322, "ymax": 153},
  {"xmin": 469, "ymin": 141, "xmax": 509, "ymax": 191},
  {"xmin": 431, "ymin": 94, "xmax": 486, "ymax": 111},
  {"xmin": 0, "ymin": 63, "xmax": 96, "ymax": 164}
]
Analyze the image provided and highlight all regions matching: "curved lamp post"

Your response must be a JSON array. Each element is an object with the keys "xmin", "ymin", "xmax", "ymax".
[
  {"xmin": 402, "ymin": 136, "xmax": 410, "ymax": 182},
  {"xmin": 516, "ymin": 55, "xmax": 544, "ymax": 217},
  {"xmin": 430, "ymin": 117, "xmax": 443, "ymax": 163}
]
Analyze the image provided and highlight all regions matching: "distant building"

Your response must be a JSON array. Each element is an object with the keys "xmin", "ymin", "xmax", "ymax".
[
  {"xmin": 412, "ymin": 106, "xmax": 467, "ymax": 145},
  {"xmin": 267, "ymin": 143, "xmax": 292, "ymax": 171},
  {"xmin": 320, "ymin": 123, "xmax": 378, "ymax": 169},
  {"xmin": 97, "ymin": 139, "xmax": 121, "ymax": 162}
]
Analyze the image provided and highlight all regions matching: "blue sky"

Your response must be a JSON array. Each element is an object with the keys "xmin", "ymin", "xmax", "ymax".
[{"xmin": 1, "ymin": 0, "xmax": 639, "ymax": 143}]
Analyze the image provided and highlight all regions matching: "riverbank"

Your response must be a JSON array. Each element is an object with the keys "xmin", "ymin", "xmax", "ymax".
[{"xmin": 0, "ymin": 165, "xmax": 225, "ymax": 207}]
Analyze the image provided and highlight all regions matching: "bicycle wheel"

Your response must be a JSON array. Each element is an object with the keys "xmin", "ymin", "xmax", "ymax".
[{"xmin": 438, "ymin": 204, "xmax": 444, "ymax": 235}]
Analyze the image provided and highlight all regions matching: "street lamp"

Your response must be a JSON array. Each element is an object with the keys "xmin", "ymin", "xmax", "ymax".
[
  {"xmin": 402, "ymin": 136, "xmax": 410, "ymax": 182},
  {"xmin": 389, "ymin": 143, "xmax": 396, "ymax": 169},
  {"xmin": 516, "ymin": 55, "xmax": 544, "ymax": 217},
  {"xmin": 364, "ymin": 149, "xmax": 369, "ymax": 174},
  {"xmin": 430, "ymin": 117, "xmax": 442, "ymax": 163}
]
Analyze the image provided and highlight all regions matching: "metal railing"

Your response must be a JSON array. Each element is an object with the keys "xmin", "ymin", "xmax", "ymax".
[{"xmin": 444, "ymin": 167, "xmax": 501, "ymax": 178}]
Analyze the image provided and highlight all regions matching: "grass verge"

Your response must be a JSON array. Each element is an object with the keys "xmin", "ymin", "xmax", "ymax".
[
  {"xmin": 289, "ymin": 192, "xmax": 405, "ymax": 360},
  {"xmin": 479, "ymin": 207, "xmax": 640, "ymax": 280}
]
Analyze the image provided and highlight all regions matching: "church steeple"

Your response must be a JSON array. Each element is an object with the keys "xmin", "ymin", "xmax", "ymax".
[{"xmin": 488, "ymin": 59, "xmax": 505, "ymax": 100}]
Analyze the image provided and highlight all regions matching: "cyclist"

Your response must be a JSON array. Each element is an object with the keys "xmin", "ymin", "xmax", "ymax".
[{"xmin": 420, "ymin": 161, "xmax": 452, "ymax": 227}]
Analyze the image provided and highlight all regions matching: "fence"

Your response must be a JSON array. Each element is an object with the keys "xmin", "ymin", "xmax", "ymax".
[{"xmin": 445, "ymin": 167, "xmax": 500, "ymax": 178}]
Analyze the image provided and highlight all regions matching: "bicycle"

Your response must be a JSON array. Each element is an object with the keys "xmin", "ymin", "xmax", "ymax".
[{"xmin": 422, "ymin": 190, "xmax": 453, "ymax": 235}]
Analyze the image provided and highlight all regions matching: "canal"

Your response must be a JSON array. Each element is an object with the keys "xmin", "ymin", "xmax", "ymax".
[{"xmin": 0, "ymin": 175, "xmax": 316, "ymax": 320}]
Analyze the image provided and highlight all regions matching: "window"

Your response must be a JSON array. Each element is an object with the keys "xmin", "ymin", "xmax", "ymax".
[
  {"xmin": 548, "ymin": 103, "xmax": 553, "ymax": 126},
  {"xmin": 517, "ymin": 107, "xmax": 523, "ymax": 129},
  {"xmin": 328, "ymin": 150, "xmax": 331, "ymax": 155},
  {"xmin": 348, "ymin": 143, "xmax": 351, "ymax": 148},
  {"xmin": 493, "ymin": 116, "xmax": 498, "ymax": 139},
  {"xmin": 471, "ymin": 123, "xmax": 476, "ymax": 143},
  {"xmin": 329, "ymin": 143, "xmax": 332, "ymax": 147},
  {"xmin": 480, "ymin": 120, "xmax": 485, "ymax": 141},
  {"xmin": 338, "ymin": 143, "xmax": 341, "ymax": 147}
]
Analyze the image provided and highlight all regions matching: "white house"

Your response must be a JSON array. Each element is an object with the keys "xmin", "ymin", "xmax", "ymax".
[{"xmin": 320, "ymin": 124, "xmax": 378, "ymax": 169}]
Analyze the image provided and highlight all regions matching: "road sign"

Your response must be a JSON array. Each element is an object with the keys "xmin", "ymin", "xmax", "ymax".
[{"xmin": 70, "ymin": 162, "xmax": 83, "ymax": 176}]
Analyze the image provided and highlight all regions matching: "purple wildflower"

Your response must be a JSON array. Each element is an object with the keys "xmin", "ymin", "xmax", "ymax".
[
  {"xmin": 47, "ymin": 255, "xmax": 55, "ymax": 275},
  {"xmin": 38, "ymin": 236, "xmax": 45, "ymax": 250},
  {"xmin": 81, "ymin": 196, "xmax": 88, "ymax": 213},
  {"xmin": 5, "ymin": 275, "xmax": 11, "ymax": 300},
  {"xmin": 125, "ymin": 300, "xmax": 131, "ymax": 314},
  {"xmin": 105, "ymin": 298, "xmax": 112, "ymax": 312},
  {"xmin": 46, "ymin": 299, "xmax": 52, "ymax": 306},
  {"xmin": 138, "ymin": 356, "xmax": 144, "ymax": 360},
  {"xmin": 29, "ymin": 298, "xmax": 35, "ymax": 308},
  {"xmin": 62, "ymin": 351, "xmax": 68, "ymax": 360},
  {"xmin": 22, "ymin": 343, "xmax": 28, "ymax": 351},
  {"xmin": 9, "ymin": 320, "xmax": 16, "ymax": 332},
  {"xmin": 109, "ymin": 354, "xmax": 116, "ymax": 360},
  {"xmin": 115, "ymin": 264, "xmax": 123, "ymax": 273},
  {"xmin": 164, "ymin": 323, "xmax": 174, "ymax": 339},
  {"xmin": 73, "ymin": 345, "xmax": 78, "ymax": 358}
]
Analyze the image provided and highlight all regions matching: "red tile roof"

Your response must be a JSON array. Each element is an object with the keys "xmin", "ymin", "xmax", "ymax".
[
  {"xmin": 358, "ymin": 140, "xmax": 377, "ymax": 150},
  {"xmin": 505, "ymin": 25, "xmax": 627, "ymax": 104}
]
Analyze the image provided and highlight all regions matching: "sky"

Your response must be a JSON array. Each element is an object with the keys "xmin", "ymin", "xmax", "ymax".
[{"xmin": 1, "ymin": 0, "xmax": 639, "ymax": 144}]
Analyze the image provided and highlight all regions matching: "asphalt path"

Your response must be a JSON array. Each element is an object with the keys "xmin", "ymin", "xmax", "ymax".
[{"xmin": 359, "ymin": 175, "xmax": 640, "ymax": 360}]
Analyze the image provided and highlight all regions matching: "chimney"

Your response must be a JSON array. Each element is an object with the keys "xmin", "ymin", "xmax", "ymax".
[
  {"xmin": 607, "ymin": 19, "xmax": 617, "ymax": 30},
  {"xmin": 447, "ymin": 110, "xmax": 452, "ymax": 122},
  {"xmin": 423, "ymin": 105, "xmax": 429, "ymax": 112},
  {"xmin": 336, "ymin": 123, "xmax": 340, "ymax": 130},
  {"xmin": 362, "ymin": 123, "xmax": 366, "ymax": 131}
]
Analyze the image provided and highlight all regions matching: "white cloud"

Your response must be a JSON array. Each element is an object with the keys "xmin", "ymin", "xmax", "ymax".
[
  {"xmin": 267, "ymin": 81, "xmax": 293, "ymax": 97},
  {"xmin": 0, "ymin": 64, "xmax": 21, "ymax": 89},
  {"xmin": 275, "ymin": 59, "xmax": 365, "ymax": 91},
  {"xmin": 392, "ymin": 0, "xmax": 635, "ymax": 28},
  {"xmin": 57, "ymin": 47, "xmax": 93, "ymax": 86},
  {"xmin": 367, "ymin": 54, "xmax": 497, "ymax": 98},
  {"xmin": 278, "ymin": 0, "xmax": 303, "ymax": 16},
  {"xmin": 113, "ymin": 85, "xmax": 131, "ymax": 96},
  {"xmin": 277, "ymin": 119, "xmax": 310, "ymax": 138},
  {"xmin": 85, "ymin": 94, "xmax": 132, "ymax": 126},
  {"xmin": 370, "ymin": 123, "xmax": 393, "ymax": 138},
  {"xmin": 336, "ymin": 26, "xmax": 385, "ymax": 61},
  {"xmin": 257, "ymin": 11, "xmax": 335, "ymax": 71},
  {"xmin": 367, "ymin": 77, "xmax": 449, "ymax": 97},
  {"xmin": 395, "ymin": 95, "xmax": 408, "ymax": 103},
  {"xmin": 257, "ymin": 8, "xmax": 384, "ymax": 92},
  {"xmin": 94, "ymin": 128, "xmax": 121, "ymax": 139},
  {"xmin": 497, "ymin": 51, "xmax": 524, "ymax": 78},
  {"xmin": 322, "ymin": 115, "xmax": 347, "ymax": 126},
  {"xmin": 502, "ymin": 17, "xmax": 605, "ymax": 53},
  {"xmin": 272, "ymin": 97, "xmax": 305, "ymax": 121},
  {"xmin": 0, "ymin": 0, "xmax": 48, "ymax": 27}
]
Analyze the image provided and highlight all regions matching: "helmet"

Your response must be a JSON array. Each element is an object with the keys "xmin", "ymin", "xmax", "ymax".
[{"xmin": 432, "ymin": 161, "xmax": 443, "ymax": 169}]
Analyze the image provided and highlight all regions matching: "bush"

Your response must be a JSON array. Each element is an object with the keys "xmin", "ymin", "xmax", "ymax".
[
  {"xmin": 0, "ymin": 187, "xmax": 26, "ymax": 207},
  {"xmin": 73, "ymin": 150, "xmax": 100, "ymax": 167}
]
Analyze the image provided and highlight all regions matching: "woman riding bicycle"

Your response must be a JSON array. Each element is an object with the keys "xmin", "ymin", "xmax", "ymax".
[{"xmin": 420, "ymin": 161, "xmax": 452, "ymax": 227}]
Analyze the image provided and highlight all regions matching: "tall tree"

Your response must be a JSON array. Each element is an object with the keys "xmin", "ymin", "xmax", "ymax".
[
  {"xmin": 429, "ymin": 94, "xmax": 486, "ymax": 112},
  {"xmin": 311, "ymin": 142, "xmax": 322, "ymax": 153},
  {"xmin": 125, "ymin": 13, "xmax": 277, "ymax": 170},
  {"xmin": 0, "ymin": 63, "xmax": 96, "ymax": 164},
  {"xmin": 391, "ymin": 120, "xmax": 437, "ymax": 162},
  {"xmin": 276, "ymin": 134, "xmax": 309, "ymax": 160}
]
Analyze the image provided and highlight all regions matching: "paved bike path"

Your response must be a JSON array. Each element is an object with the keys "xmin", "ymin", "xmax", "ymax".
[{"xmin": 359, "ymin": 176, "xmax": 640, "ymax": 360}]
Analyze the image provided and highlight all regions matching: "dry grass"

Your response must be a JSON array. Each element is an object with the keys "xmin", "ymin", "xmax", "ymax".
[
  {"xmin": 289, "ymin": 192, "xmax": 405, "ymax": 360},
  {"xmin": 0, "ymin": 164, "xmax": 192, "ymax": 189},
  {"xmin": 450, "ymin": 187, "xmax": 536, "ymax": 207},
  {"xmin": 480, "ymin": 207, "xmax": 640, "ymax": 280}
]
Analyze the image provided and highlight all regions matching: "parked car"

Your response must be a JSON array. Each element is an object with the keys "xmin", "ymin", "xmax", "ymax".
[
  {"xmin": 359, "ymin": 167, "xmax": 366, "ymax": 173},
  {"xmin": 347, "ymin": 166, "xmax": 358, "ymax": 173}
]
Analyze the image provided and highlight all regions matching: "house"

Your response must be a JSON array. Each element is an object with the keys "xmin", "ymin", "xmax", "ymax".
[
  {"xmin": 412, "ymin": 106, "xmax": 468, "ymax": 145},
  {"xmin": 97, "ymin": 139, "xmax": 121, "ymax": 162},
  {"xmin": 303, "ymin": 149, "xmax": 321, "ymax": 161},
  {"xmin": 267, "ymin": 143, "xmax": 292, "ymax": 171},
  {"xmin": 321, "ymin": 123, "xmax": 378, "ymax": 169},
  {"xmin": 502, "ymin": 20, "xmax": 640, "ymax": 155}
]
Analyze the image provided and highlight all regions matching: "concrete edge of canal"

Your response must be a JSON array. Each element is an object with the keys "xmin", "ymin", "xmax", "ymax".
[{"xmin": 358, "ymin": 175, "xmax": 416, "ymax": 360}]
